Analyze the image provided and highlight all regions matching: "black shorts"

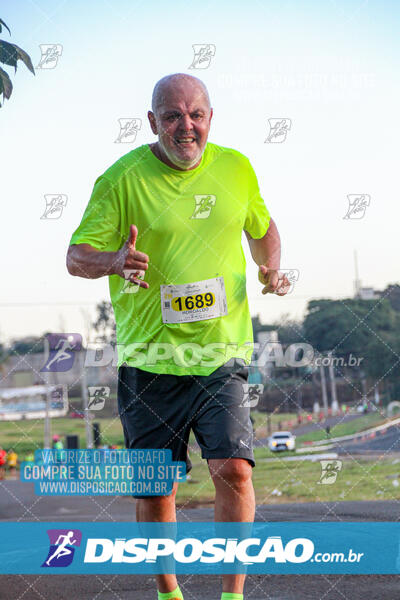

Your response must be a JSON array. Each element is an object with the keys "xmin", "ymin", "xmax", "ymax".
[{"xmin": 117, "ymin": 361, "xmax": 255, "ymax": 498}]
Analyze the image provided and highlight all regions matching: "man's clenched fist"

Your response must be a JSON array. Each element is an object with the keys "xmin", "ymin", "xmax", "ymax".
[
  {"xmin": 258, "ymin": 265, "xmax": 290, "ymax": 296},
  {"xmin": 115, "ymin": 225, "xmax": 149, "ymax": 288}
]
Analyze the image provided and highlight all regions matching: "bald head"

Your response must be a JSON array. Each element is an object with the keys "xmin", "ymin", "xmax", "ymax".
[
  {"xmin": 148, "ymin": 72, "xmax": 213, "ymax": 171},
  {"xmin": 151, "ymin": 73, "xmax": 211, "ymax": 114}
]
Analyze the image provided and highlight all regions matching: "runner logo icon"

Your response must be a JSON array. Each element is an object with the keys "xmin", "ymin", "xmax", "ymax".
[
  {"xmin": 41, "ymin": 333, "xmax": 82, "ymax": 372},
  {"xmin": 42, "ymin": 529, "xmax": 82, "ymax": 567}
]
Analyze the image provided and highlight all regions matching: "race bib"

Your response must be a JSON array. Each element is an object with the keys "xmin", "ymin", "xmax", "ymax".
[{"xmin": 160, "ymin": 277, "xmax": 228, "ymax": 324}]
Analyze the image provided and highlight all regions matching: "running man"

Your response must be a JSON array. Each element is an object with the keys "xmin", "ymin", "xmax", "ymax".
[
  {"xmin": 43, "ymin": 337, "xmax": 76, "ymax": 371},
  {"xmin": 67, "ymin": 73, "xmax": 289, "ymax": 600},
  {"xmin": 45, "ymin": 531, "xmax": 77, "ymax": 566}
]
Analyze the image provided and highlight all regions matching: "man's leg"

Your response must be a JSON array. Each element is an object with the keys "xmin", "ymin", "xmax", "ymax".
[
  {"xmin": 208, "ymin": 458, "xmax": 255, "ymax": 595},
  {"xmin": 136, "ymin": 482, "xmax": 180, "ymax": 595}
]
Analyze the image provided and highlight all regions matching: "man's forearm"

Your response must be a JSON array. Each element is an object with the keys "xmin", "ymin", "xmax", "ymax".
[
  {"xmin": 66, "ymin": 244, "xmax": 121, "ymax": 279},
  {"xmin": 245, "ymin": 218, "xmax": 281, "ymax": 269}
]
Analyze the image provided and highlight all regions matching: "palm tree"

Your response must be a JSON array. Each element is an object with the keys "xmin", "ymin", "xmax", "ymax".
[{"xmin": 0, "ymin": 18, "xmax": 34, "ymax": 106}]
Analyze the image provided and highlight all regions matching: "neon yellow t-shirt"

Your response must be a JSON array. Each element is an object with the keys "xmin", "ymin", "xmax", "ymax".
[{"xmin": 70, "ymin": 142, "xmax": 270, "ymax": 375}]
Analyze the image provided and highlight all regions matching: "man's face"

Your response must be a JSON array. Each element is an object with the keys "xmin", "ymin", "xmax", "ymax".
[{"xmin": 148, "ymin": 80, "xmax": 213, "ymax": 170}]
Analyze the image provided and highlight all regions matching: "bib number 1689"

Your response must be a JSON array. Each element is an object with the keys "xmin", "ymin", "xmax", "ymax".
[{"xmin": 172, "ymin": 292, "xmax": 215, "ymax": 312}]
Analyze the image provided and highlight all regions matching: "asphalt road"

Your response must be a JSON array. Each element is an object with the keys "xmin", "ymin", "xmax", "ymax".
[
  {"xmin": 1, "ymin": 482, "xmax": 400, "ymax": 599},
  {"xmin": 253, "ymin": 413, "xmax": 368, "ymax": 448},
  {"xmin": 336, "ymin": 422, "xmax": 400, "ymax": 455}
]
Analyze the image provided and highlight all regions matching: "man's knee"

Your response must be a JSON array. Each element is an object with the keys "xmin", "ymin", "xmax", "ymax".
[{"xmin": 208, "ymin": 458, "xmax": 253, "ymax": 488}]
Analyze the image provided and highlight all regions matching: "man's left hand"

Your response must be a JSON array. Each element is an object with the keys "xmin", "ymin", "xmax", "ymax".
[{"xmin": 258, "ymin": 265, "xmax": 290, "ymax": 296}]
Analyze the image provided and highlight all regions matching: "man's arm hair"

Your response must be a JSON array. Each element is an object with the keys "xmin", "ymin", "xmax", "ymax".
[
  {"xmin": 66, "ymin": 244, "xmax": 122, "ymax": 279},
  {"xmin": 244, "ymin": 218, "xmax": 281, "ymax": 269}
]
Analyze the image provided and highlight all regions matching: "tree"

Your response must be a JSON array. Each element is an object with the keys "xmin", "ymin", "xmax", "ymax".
[
  {"xmin": 9, "ymin": 335, "xmax": 45, "ymax": 355},
  {"xmin": 383, "ymin": 284, "xmax": 400, "ymax": 312},
  {"xmin": 363, "ymin": 323, "xmax": 400, "ymax": 383},
  {"xmin": 92, "ymin": 301, "xmax": 116, "ymax": 343},
  {"xmin": 271, "ymin": 314, "xmax": 304, "ymax": 345},
  {"xmin": 0, "ymin": 18, "xmax": 34, "ymax": 106},
  {"xmin": 304, "ymin": 298, "xmax": 400, "ymax": 396},
  {"xmin": 303, "ymin": 298, "xmax": 396, "ymax": 360}
]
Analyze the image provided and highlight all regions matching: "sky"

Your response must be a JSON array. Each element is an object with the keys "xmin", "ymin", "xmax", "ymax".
[{"xmin": 1, "ymin": 0, "xmax": 399, "ymax": 344}]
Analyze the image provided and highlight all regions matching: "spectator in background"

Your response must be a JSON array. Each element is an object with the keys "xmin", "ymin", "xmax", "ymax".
[
  {"xmin": 0, "ymin": 447, "xmax": 6, "ymax": 480},
  {"xmin": 7, "ymin": 449, "xmax": 18, "ymax": 477},
  {"xmin": 52, "ymin": 435, "xmax": 64, "ymax": 461}
]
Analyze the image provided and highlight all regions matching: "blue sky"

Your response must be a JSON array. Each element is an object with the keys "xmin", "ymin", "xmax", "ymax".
[{"xmin": 1, "ymin": 0, "xmax": 399, "ymax": 343}]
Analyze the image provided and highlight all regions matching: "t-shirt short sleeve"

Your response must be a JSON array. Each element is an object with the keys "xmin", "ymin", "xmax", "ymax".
[
  {"xmin": 243, "ymin": 159, "xmax": 271, "ymax": 239},
  {"xmin": 69, "ymin": 176, "xmax": 125, "ymax": 252}
]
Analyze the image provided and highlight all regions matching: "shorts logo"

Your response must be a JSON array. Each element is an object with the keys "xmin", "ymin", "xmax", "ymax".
[
  {"xmin": 41, "ymin": 333, "xmax": 82, "ymax": 372},
  {"xmin": 240, "ymin": 384, "xmax": 264, "ymax": 407},
  {"xmin": 190, "ymin": 195, "xmax": 216, "ymax": 219},
  {"xmin": 42, "ymin": 529, "xmax": 82, "ymax": 567}
]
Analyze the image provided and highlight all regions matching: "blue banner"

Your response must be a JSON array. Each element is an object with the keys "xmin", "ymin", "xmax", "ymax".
[
  {"xmin": 0, "ymin": 522, "xmax": 399, "ymax": 574},
  {"xmin": 20, "ymin": 449, "xmax": 186, "ymax": 496}
]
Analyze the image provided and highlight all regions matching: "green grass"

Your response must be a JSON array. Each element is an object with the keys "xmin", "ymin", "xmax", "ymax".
[
  {"xmin": 251, "ymin": 411, "xmax": 298, "ymax": 432},
  {"xmin": 2, "ymin": 412, "xmax": 400, "ymax": 506},
  {"xmin": 176, "ymin": 450, "xmax": 400, "ymax": 506},
  {"xmin": 0, "ymin": 417, "xmax": 125, "ymax": 457}
]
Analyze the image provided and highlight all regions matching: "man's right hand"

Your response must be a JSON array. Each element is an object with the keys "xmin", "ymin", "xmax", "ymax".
[{"xmin": 115, "ymin": 224, "xmax": 150, "ymax": 289}]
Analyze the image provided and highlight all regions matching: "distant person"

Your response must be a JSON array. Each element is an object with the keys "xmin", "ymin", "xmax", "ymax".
[
  {"xmin": 0, "ymin": 447, "xmax": 6, "ymax": 480},
  {"xmin": 52, "ymin": 435, "xmax": 64, "ymax": 450},
  {"xmin": 52, "ymin": 435, "xmax": 64, "ymax": 461},
  {"xmin": 7, "ymin": 449, "xmax": 18, "ymax": 476}
]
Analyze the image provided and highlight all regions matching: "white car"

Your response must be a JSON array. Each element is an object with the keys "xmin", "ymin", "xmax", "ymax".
[{"xmin": 268, "ymin": 431, "xmax": 296, "ymax": 452}]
